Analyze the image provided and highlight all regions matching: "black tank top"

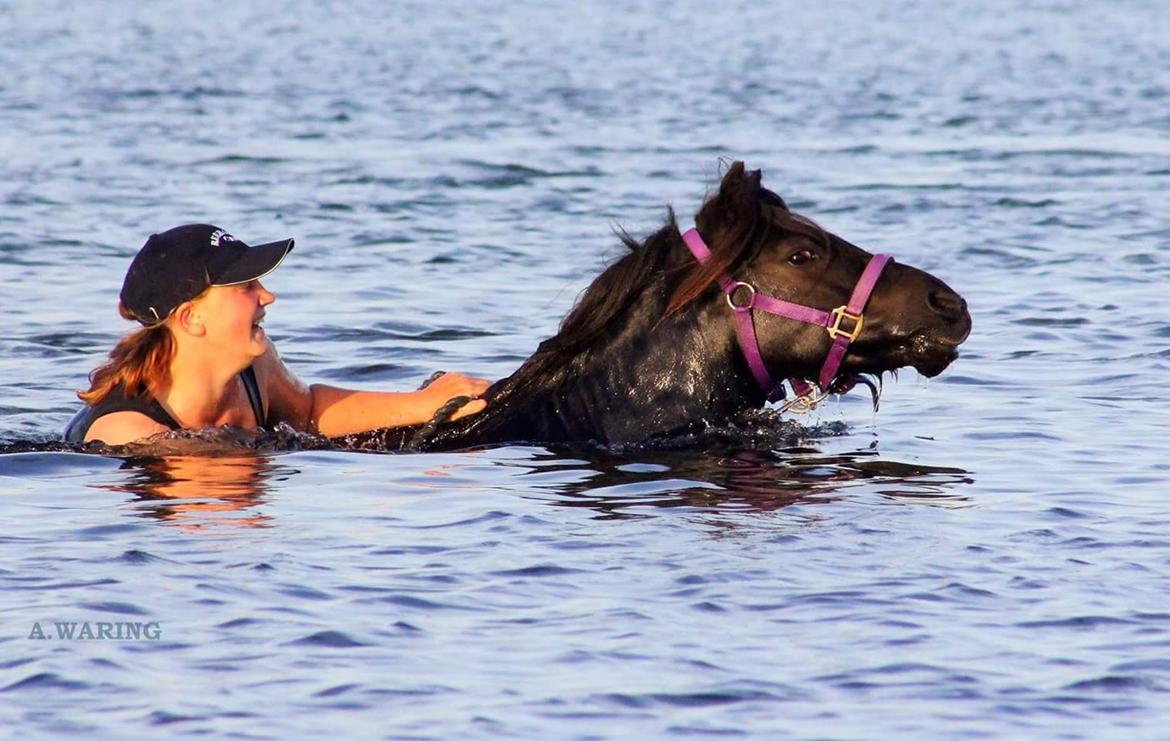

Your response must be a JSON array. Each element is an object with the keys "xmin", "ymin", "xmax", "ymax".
[{"xmin": 64, "ymin": 366, "xmax": 266, "ymax": 444}]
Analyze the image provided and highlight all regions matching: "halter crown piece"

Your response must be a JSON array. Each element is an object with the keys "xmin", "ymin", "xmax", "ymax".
[{"xmin": 682, "ymin": 227, "xmax": 892, "ymax": 414}]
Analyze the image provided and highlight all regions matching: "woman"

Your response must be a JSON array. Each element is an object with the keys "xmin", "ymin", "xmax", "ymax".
[{"xmin": 64, "ymin": 224, "xmax": 490, "ymax": 446}]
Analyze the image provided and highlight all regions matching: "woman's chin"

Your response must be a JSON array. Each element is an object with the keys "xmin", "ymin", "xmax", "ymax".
[{"xmin": 249, "ymin": 327, "xmax": 269, "ymax": 355}]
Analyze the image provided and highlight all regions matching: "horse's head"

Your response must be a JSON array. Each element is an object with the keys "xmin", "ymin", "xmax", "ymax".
[{"xmin": 680, "ymin": 162, "xmax": 971, "ymax": 396}]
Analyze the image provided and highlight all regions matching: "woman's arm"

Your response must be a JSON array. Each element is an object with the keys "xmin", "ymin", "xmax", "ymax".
[{"xmin": 257, "ymin": 343, "xmax": 489, "ymax": 437}]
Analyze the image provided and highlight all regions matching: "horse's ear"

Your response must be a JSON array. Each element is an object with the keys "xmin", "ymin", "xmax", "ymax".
[
  {"xmin": 699, "ymin": 161, "xmax": 762, "ymax": 230},
  {"xmin": 717, "ymin": 161, "xmax": 761, "ymax": 203},
  {"xmin": 740, "ymin": 165, "xmax": 790, "ymax": 211}
]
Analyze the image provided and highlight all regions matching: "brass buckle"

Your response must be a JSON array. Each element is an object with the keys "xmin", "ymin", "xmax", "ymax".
[
  {"xmin": 827, "ymin": 306, "xmax": 864, "ymax": 341},
  {"xmin": 726, "ymin": 282, "xmax": 756, "ymax": 311}
]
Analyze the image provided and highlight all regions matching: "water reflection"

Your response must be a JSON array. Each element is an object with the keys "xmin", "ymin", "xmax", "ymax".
[
  {"xmin": 100, "ymin": 454, "xmax": 281, "ymax": 529},
  {"xmin": 522, "ymin": 444, "xmax": 974, "ymax": 519},
  {"xmin": 61, "ymin": 425, "xmax": 975, "ymax": 528}
]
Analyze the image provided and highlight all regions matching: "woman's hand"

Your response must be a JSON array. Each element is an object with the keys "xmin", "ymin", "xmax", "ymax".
[{"xmin": 424, "ymin": 372, "xmax": 491, "ymax": 420}]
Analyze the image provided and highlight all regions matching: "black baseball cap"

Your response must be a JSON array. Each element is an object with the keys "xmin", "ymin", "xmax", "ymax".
[{"xmin": 120, "ymin": 224, "xmax": 294, "ymax": 325}]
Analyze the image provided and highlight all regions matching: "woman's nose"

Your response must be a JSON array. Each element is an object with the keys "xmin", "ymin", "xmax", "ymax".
[{"xmin": 257, "ymin": 282, "xmax": 276, "ymax": 305}]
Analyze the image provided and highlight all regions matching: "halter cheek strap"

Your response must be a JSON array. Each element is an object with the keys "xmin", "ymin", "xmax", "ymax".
[{"xmin": 681, "ymin": 228, "xmax": 891, "ymax": 411}]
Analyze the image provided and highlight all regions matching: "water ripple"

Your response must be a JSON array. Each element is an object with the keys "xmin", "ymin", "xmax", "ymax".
[{"xmin": 288, "ymin": 631, "xmax": 370, "ymax": 648}]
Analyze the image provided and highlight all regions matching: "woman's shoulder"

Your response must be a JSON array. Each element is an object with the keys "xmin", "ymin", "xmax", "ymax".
[
  {"xmin": 65, "ymin": 381, "xmax": 181, "ymax": 445},
  {"xmin": 84, "ymin": 411, "xmax": 173, "ymax": 445}
]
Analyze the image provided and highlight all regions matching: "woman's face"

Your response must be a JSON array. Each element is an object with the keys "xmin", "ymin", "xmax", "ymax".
[{"xmin": 190, "ymin": 280, "xmax": 276, "ymax": 364}]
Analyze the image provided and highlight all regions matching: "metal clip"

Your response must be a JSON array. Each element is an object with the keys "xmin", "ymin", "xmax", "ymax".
[{"xmin": 778, "ymin": 386, "xmax": 830, "ymax": 415}]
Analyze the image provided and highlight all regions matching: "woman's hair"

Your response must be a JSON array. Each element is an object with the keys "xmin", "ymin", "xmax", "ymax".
[{"xmin": 77, "ymin": 301, "xmax": 178, "ymax": 406}]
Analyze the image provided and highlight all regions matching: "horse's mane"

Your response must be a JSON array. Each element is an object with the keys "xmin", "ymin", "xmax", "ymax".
[{"xmin": 495, "ymin": 162, "xmax": 829, "ymax": 395}]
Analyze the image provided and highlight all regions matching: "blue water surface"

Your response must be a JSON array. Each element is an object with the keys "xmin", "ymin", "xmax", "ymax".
[{"xmin": 2, "ymin": 0, "xmax": 1169, "ymax": 737}]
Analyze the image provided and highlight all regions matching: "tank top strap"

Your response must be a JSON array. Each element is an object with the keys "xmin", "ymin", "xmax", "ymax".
[{"xmin": 240, "ymin": 365, "xmax": 267, "ymax": 428}]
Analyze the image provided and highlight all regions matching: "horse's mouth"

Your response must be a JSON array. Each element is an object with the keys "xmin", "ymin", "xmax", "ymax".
[
  {"xmin": 905, "ymin": 332, "xmax": 964, "ymax": 377},
  {"xmin": 848, "ymin": 330, "xmax": 964, "ymax": 379}
]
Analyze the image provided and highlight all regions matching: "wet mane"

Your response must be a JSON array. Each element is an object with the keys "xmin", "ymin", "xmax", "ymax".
[{"xmin": 498, "ymin": 163, "xmax": 829, "ymax": 394}]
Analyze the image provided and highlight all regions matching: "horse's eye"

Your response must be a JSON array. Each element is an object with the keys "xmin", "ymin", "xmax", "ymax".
[{"xmin": 788, "ymin": 249, "xmax": 815, "ymax": 266}]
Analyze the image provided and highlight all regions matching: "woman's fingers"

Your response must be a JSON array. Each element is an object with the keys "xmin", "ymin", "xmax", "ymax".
[
  {"xmin": 450, "ymin": 398, "xmax": 487, "ymax": 420},
  {"xmin": 423, "ymin": 372, "xmax": 490, "ymax": 422},
  {"xmin": 431, "ymin": 372, "xmax": 491, "ymax": 399}
]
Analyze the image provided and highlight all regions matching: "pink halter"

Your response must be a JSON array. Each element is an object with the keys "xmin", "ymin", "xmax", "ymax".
[{"xmin": 682, "ymin": 228, "xmax": 891, "ymax": 412}]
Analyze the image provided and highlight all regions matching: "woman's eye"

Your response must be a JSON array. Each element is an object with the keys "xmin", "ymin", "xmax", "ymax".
[{"xmin": 788, "ymin": 249, "xmax": 815, "ymax": 266}]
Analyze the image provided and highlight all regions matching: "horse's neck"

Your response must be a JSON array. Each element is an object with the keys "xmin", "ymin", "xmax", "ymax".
[
  {"xmin": 594, "ymin": 297, "xmax": 757, "ymax": 415},
  {"xmin": 505, "ymin": 290, "xmax": 763, "ymax": 443}
]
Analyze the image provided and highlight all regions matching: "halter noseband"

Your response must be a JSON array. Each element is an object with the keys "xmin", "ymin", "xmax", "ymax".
[{"xmin": 682, "ymin": 228, "xmax": 891, "ymax": 413}]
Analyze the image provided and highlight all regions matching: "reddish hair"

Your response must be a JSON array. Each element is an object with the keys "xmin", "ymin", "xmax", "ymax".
[{"xmin": 78, "ymin": 302, "xmax": 177, "ymax": 406}]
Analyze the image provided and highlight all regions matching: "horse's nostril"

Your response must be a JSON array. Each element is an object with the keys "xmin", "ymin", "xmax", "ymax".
[{"xmin": 928, "ymin": 290, "xmax": 966, "ymax": 320}]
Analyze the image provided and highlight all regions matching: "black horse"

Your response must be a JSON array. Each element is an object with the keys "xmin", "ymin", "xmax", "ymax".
[{"xmin": 343, "ymin": 162, "xmax": 971, "ymax": 452}]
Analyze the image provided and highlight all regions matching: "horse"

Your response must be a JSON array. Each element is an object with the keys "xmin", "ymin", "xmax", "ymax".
[{"xmin": 341, "ymin": 161, "xmax": 972, "ymax": 452}]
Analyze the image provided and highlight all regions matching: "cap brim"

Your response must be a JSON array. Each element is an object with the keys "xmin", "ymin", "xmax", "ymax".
[{"xmin": 213, "ymin": 238, "xmax": 294, "ymax": 286}]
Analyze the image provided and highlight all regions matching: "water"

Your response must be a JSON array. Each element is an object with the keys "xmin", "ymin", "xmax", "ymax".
[{"xmin": 2, "ymin": 0, "xmax": 1169, "ymax": 736}]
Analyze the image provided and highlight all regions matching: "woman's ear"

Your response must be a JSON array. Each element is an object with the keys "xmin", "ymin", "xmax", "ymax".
[{"xmin": 173, "ymin": 301, "xmax": 206, "ymax": 337}]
